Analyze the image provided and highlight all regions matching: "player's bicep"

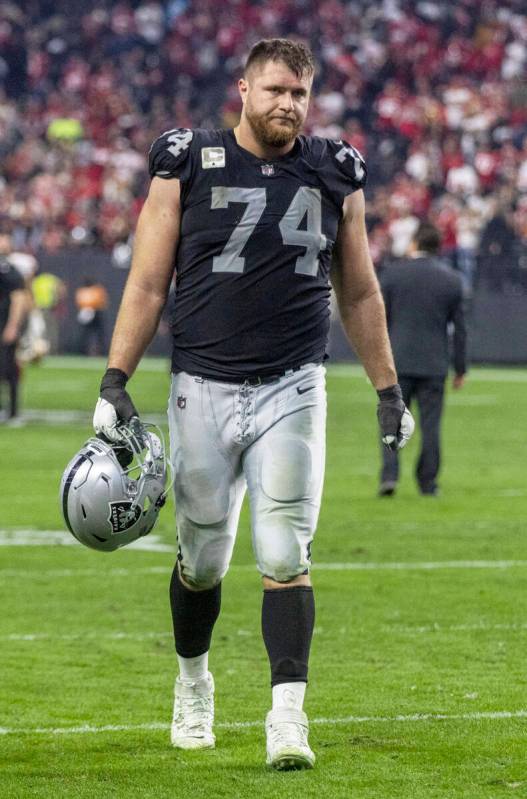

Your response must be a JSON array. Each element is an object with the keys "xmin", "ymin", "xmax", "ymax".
[
  {"xmin": 143, "ymin": 175, "xmax": 182, "ymax": 232},
  {"xmin": 129, "ymin": 177, "xmax": 182, "ymax": 299}
]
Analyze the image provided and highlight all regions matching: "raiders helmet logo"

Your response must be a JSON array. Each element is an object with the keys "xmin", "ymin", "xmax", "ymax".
[
  {"xmin": 177, "ymin": 395, "xmax": 187, "ymax": 409},
  {"xmin": 108, "ymin": 501, "xmax": 142, "ymax": 534}
]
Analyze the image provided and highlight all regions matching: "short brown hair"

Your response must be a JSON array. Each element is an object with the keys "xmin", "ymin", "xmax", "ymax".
[
  {"xmin": 244, "ymin": 38, "xmax": 315, "ymax": 79},
  {"xmin": 414, "ymin": 222, "xmax": 441, "ymax": 254}
]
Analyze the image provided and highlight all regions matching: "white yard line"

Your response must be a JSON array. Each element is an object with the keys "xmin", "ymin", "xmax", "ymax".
[
  {"xmin": 2, "ymin": 631, "xmax": 173, "ymax": 642},
  {"xmin": 2, "ymin": 558, "xmax": 527, "ymax": 579},
  {"xmin": 4, "ymin": 620, "xmax": 527, "ymax": 643},
  {"xmin": 0, "ymin": 530, "xmax": 173, "ymax": 552},
  {"xmin": 385, "ymin": 622, "xmax": 527, "ymax": 634},
  {"xmin": 1, "ymin": 709, "xmax": 526, "ymax": 737},
  {"xmin": 2, "ymin": 531, "xmax": 526, "ymax": 574},
  {"xmin": 311, "ymin": 560, "xmax": 527, "ymax": 571},
  {"xmin": 0, "ymin": 566, "xmax": 172, "ymax": 578},
  {"xmin": 8, "ymin": 409, "xmax": 169, "ymax": 426}
]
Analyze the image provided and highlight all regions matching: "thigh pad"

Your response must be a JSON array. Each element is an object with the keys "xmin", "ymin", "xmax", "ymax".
[{"xmin": 260, "ymin": 437, "xmax": 313, "ymax": 503}]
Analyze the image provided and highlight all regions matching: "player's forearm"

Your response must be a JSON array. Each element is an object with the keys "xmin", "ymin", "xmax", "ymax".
[
  {"xmin": 107, "ymin": 283, "xmax": 166, "ymax": 377},
  {"xmin": 338, "ymin": 288, "xmax": 397, "ymax": 390}
]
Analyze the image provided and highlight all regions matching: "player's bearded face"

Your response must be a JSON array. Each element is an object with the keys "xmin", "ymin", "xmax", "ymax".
[
  {"xmin": 245, "ymin": 96, "xmax": 303, "ymax": 147},
  {"xmin": 243, "ymin": 62, "xmax": 311, "ymax": 148}
]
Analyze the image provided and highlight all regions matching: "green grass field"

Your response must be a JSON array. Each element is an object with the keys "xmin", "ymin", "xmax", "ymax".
[{"xmin": 1, "ymin": 357, "xmax": 526, "ymax": 798}]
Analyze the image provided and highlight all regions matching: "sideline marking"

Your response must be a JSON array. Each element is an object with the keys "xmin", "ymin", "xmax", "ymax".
[{"xmin": 1, "ymin": 709, "xmax": 526, "ymax": 737}]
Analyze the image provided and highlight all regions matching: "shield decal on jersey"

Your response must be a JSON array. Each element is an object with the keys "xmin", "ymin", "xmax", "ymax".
[
  {"xmin": 177, "ymin": 395, "xmax": 187, "ymax": 410},
  {"xmin": 261, "ymin": 163, "xmax": 275, "ymax": 177},
  {"xmin": 108, "ymin": 501, "xmax": 142, "ymax": 534}
]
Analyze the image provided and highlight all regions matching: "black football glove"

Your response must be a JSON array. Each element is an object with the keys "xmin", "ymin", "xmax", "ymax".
[
  {"xmin": 93, "ymin": 368, "xmax": 139, "ymax": 443},
  {"xmin": 377, "ymin": 384, "xmax": 415, "ymax": 451}
]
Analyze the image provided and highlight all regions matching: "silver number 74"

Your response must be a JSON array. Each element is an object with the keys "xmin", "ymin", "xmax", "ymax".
[{"xmin": 211, "ymin": 186, "xmax": 327, "ymax": 276}]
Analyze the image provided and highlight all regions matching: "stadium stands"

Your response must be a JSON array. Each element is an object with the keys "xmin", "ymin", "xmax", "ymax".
[{"xmin": 0, "ymin": 0, "xmax": 526, "ymax": 291}]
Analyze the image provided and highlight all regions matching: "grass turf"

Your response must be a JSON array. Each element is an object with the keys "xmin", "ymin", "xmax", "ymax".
[{"xmin": 0, "ymin": 357, "xmax": 526, "ymax": 798}]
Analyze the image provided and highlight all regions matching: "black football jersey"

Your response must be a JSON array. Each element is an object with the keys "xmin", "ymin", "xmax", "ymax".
[
  {"xmin": 0, "ymin": 259, "xmax": 25, "ymax": 334},
  {"xmin": 148, "ymin": 127, "xmax": 366, "ymax": 379}
]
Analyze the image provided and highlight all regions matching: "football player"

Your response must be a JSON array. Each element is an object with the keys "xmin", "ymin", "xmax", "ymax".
[
  {"xmin": 93, "ymin": 38, "xmax": 414, "ymax": 770},
  {"xmin": 0, "ymin": 232, "xmax": 30, "ymax": 424}
]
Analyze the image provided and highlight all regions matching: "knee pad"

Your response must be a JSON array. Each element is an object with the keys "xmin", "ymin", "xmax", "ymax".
[
  {"xmin": 257, "ymin": 525, "xmax": 308, "ymax": 583},
  {"xmin": 178, "ymin": 529, "xmax": 230, "ymax": 590},
  {"xmin": 180, "ymin": 571, "xmax": 222, "ymax": 591}
]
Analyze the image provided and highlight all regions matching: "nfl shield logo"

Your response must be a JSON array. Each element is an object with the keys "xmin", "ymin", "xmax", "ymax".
[
  {"xmin": 177, "ymin": 395, "xmax": 186, "ymax": 410},
  {"xmin": 261, "ymin": 164, "xmax": 275, "ymax": 177}
]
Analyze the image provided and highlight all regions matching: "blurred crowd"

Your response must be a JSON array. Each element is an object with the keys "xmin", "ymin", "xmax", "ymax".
[{"xmin": 1, "ymin": 0, "xmax": 526, "ymax": 292}]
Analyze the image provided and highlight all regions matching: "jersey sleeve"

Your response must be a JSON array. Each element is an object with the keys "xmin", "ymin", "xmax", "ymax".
[
  {"xmin": 323, "ymin": 138, "xmax": 367, "ymax": 198},
  {"xmin": 148, "ymin": 128, "xmax": 195, "ymax": 182}
]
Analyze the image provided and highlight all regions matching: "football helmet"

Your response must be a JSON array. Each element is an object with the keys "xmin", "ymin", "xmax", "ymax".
[{"xmin": 59, "ymin": 421, "xmax": 170, "ymax": 552}]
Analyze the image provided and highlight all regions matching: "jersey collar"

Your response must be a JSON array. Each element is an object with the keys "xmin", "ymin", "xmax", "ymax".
[{"xmin": 226, "ymin": 129, "xmax": 301, "ymax": 166}]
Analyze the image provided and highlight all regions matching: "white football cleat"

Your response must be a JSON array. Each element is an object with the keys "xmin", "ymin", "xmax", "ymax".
[
  {"xmin": 265, "ymin": 707, "xmax": 315, "ymax": 770},
  {"xmin": 171, "ymin": 672, "xmax": 215, "ymax": 750}
]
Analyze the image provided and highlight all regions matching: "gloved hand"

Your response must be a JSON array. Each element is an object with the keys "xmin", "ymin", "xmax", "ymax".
[
  {"xmin": 93, "ymin": 368, "xmax": 139, "ymax": 443},
  {"xmin": 377, "ymin": 384, "xmax": 415, "ymax": 451}
]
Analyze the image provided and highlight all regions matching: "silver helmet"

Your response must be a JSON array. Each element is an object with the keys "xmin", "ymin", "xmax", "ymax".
[{"xmin": 59, "ymin": 422, "xmax": 170, "ymax": 552}]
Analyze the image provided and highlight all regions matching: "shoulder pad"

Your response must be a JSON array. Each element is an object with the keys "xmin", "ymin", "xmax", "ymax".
[
  {"xmin": 326, "ymin": 138, "xmax": 367, "ymax": 189},
  {"xmin": 148, "ymin": 128, "xmax": 194, "ymax": 180}
]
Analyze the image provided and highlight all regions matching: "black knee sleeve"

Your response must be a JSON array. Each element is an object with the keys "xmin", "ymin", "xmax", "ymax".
[
  {"xmin": 169, "ymin": 564, "xmax": 221, "ymax": 658},
  {"xmin": 261, "ymin": 586, "xmax": 315, "ymax": 686}
]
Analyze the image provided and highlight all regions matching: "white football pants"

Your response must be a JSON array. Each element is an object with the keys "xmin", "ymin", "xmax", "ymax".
[{"xmin": 167, "ymin": 364, "xmax": 326, "ymax": 587}]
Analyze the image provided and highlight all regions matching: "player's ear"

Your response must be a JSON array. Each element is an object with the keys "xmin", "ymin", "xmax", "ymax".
[{"xmin": 238, "ymin": 77, "xmax": 248, "ymax": 105}]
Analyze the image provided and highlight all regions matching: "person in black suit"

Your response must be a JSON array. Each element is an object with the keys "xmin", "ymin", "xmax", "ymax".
[{"xmin": 379, "ymin": 222, "xmax": 467, "ymax": 496}]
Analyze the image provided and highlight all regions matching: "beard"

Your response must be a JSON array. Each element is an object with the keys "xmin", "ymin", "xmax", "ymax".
[{"xmin": 245, "ymin": 102, "xmax": 302, "ymax": 149}]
